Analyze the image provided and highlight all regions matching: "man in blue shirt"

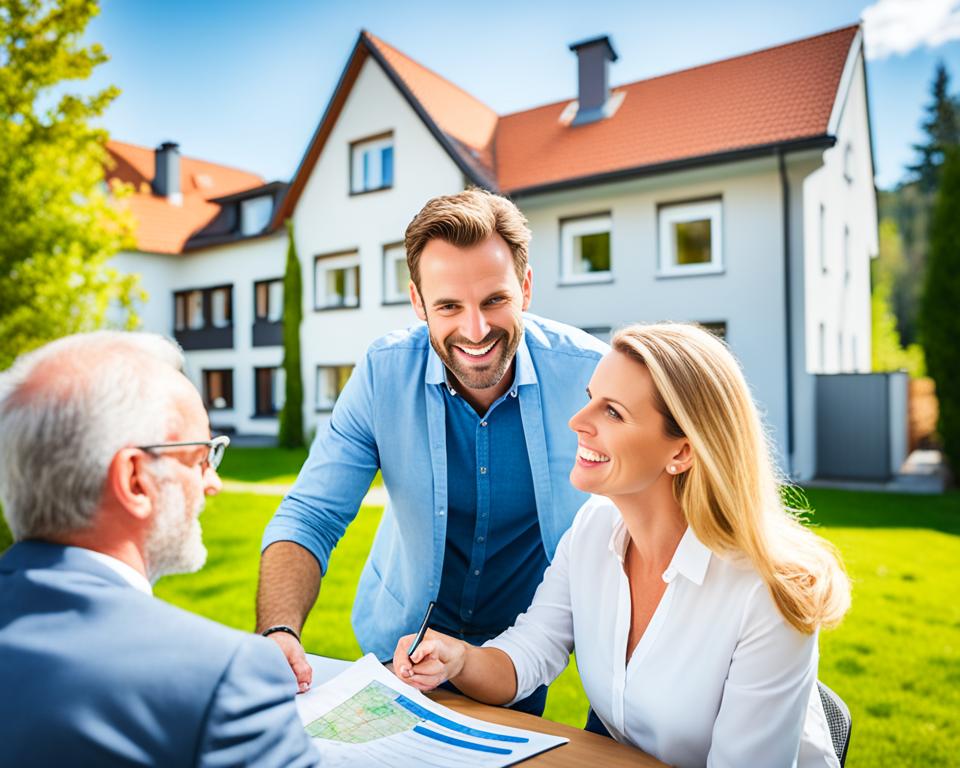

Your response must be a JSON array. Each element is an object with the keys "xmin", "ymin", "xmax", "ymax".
[{"xmin": 258, "ymin": 189, "xmax": 607, "ymax": 715}]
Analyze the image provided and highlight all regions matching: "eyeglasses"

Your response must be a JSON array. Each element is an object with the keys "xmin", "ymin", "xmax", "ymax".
[{"xmin": 136, "ymin": 435, "xmax": 230, "ymax": 471}]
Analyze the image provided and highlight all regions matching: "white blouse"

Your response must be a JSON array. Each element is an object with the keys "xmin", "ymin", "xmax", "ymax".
[{"xmin": 485, "ymin": 496, "xmax": 839, "ymax": 768}]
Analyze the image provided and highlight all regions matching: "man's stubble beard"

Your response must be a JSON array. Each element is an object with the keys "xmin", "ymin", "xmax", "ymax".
[
  {"xmin": 429, "ymin": 321, "xmax": 524, "ymax": 392},
  {"xmin": 143, "ymin": 470, "xmax": 207, "ymax": 583}
]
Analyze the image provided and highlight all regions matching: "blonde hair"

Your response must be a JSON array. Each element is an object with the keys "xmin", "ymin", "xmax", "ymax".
[
  {"xmin": 612, "ymin": 323, "xmax": 850, "ymax": 633},
  {"xmin": 404, "ymin": 188, "xmax": 530, "ymax": 290}
]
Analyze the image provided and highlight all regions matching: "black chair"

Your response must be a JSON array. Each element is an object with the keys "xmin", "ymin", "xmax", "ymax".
[{"xmin": 818, "ymin": 680, "xmax": 852, "ymax": 767}]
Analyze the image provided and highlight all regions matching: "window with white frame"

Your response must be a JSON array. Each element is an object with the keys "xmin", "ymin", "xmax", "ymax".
[
  {"xmin": 240, "ymin": 196, "xmax": 273, "ymax": 236},
  {"xmin": 383, "ymin": 242, "xmax": 410, "ymax": 304},
  {"xmin": 314, "ymin": 252, "xmax": 360, "ymax": 310},
  {"xmin": 255, "ymin": 279, "xmax": 284, "ymax": 323},
  {"xmin": 350, "ymin": 134, "xmax": 394, "ymax": 194},
  {"xmin": 254, "ymin": 367, "xmax": 285, "ymax": 416},
  {"xmin": 316, "ymin": 365, "xmax": 354, "ymax": 411},
  {"xmin": 658, "ymin": 200, "xmax": 722, "ymax": 275},
  {"xmin": 560, "ymin": 214, "xmax": 612, "ymax": 283}
]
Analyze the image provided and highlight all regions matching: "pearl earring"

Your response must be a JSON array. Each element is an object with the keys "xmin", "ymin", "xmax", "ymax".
[{"xmin": 669, "ymin": 465, "xmax": 677, "ymax": 474}]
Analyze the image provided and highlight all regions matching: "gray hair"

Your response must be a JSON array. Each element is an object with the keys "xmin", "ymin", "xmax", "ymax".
[{"xmin": 0, "ymin": 331, "xmax": 186, "ymax": 541}]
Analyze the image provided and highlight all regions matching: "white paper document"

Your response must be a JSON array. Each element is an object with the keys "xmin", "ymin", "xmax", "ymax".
[{"xmin": 296, "ymin": 654, "xmax": 568, "ymax": 767}]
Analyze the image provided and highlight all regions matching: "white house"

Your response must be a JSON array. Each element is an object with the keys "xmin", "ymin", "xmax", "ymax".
[{"xmin": 110, "ymin": 24, "xmax": 878, "ymax": 480}]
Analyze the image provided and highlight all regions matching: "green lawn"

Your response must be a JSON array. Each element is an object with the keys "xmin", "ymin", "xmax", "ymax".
[
  {"xmin": 2, "ymin": 467, "xmax": 958, "ymax": 766},
  {"xmin": 216, "ymin": 446, "xmax": 382, "ymax": 487}
]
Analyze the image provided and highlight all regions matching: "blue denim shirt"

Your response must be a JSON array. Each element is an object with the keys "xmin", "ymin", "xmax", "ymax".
[{"xmin": 262, "ymin": 313, "xmax": 608, "ymax": 660}]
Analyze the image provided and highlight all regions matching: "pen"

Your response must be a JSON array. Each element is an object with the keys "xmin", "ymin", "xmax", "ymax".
[{"xmin": 407, "ymin": 600, "xmax": 436, "ymax": 657}]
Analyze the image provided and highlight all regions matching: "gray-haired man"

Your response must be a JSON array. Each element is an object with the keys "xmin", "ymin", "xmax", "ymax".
[{"xmin": 0, "ymin": 332, "xmax": 318, "ymax": 767}]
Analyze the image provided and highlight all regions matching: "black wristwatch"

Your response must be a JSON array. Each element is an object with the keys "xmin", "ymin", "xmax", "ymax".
[{"xmin": 261, "ymin": 625, "xmax": 301, "ymax": 644}]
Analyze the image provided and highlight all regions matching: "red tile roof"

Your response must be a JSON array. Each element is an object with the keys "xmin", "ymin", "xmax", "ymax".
[
  {"xmin": 364, "ymin": 32, "xmax": 498, "ymax": 182},
  {"xmin": 495, "ymin": 25, "xmax": 859, "ymax": 193},
  {"xmin": 105, "ymin": 140, "xmax": 264, "ymax": 254},
  {"xmin": 278, "ymin": 25, "xmax": 860, "ymax": 219}
]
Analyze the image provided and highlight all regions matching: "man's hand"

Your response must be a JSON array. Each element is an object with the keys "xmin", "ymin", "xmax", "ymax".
[
  {"xmin": 391, "ymin": 629, "xmax": 467, "ymax": 692},
  {"xmin": 267, "ymin": 631, "xmax": 313, "ymax": 693}
]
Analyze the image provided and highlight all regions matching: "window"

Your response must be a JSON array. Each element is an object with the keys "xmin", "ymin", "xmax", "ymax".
[
  {"xmin": 240, "ymin": 196, "xmax": 274, "ymax": 236},
  {"xmin": 698, "ymin": 321, "xmax": 727, "ymax": 340},
  {"xmin": 580, "ymin": 326, "xmax": 612, "ymax": 344},
  {"xmin": 203, "ymin": 369, "xmax": 234, "ymax": 410},
  {"xmin": 255, "ymin": 279, "xmax": 284, "ymax": 322},
  {"xmin": 658, "ymin": 200, "xmax": 723, "ymax": 276},
  {"xmin": 560, "ymin": 214, "xmax": 612, "ymax": 283},
  {"xmin": 173, "ymin": 286, "xmax": 232, "ymax": 331},
  {"xmin": 254, "ymin": 367, "xmax": 285, "ymax": 416},
  {"xmin": 350, "ymin": 133, "xmax": 394, "ymax": 194},
  {"xmin": 315, "ymin": 252, "xmax": 360, "ymax": 310},
  {"xmin": 382, "ymin": 242, "xmax": 410, "ymax": 304},
  {"xmin": 843, "ymin": 143, "xmax": 854, "ymax": 184},
  {"xmin": 819, "ymin": 204, "xmax": 827, "ymax": 273},
  {"xmin": 316, "ymin": 365, "xmax": 354, "ymax": 411}
]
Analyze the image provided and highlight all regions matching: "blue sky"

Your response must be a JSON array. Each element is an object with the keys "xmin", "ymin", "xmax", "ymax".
[{"xmin": 79, "ymin": 0, "xmax": 960, "ymax": 190}]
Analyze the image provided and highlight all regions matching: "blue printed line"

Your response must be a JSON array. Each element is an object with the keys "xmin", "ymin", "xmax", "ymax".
[
  {"xmin": 395, "ymin": 695, "xmax": 528, "ymax": 743},
  {"xmin": 413, "ymin": 725, "xmax": 513, "ymax": 754}
]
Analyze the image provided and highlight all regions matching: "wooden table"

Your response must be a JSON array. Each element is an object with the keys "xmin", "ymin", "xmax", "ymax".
[{"xmin": 428, "ymin": 690, "xmax": 668, "ymax": 767}]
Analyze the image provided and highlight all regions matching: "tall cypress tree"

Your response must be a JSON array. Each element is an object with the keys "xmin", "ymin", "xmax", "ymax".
[
  {"xmin": 919, "ymin": 147, "xmax": 960, "ymax": 472},
  {"xmin": 277, "ymin": 219, "xmax": 305, "ymax": 449}
]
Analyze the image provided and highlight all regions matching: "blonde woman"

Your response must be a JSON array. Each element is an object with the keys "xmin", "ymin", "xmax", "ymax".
[{"xmin": 392, "ymin": 323, "xmax": 850, "ymax": 768}]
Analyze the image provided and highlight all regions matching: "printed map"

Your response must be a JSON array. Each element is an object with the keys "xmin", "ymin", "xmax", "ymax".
[{"xmin": 305, "ymin": 680, "xmax": 420, "ymax": 743}]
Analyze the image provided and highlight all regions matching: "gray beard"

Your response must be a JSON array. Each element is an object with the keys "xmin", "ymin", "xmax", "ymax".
[{"xmin": 144, "ymin": 475, "xmax": 207, "ymax": 583}]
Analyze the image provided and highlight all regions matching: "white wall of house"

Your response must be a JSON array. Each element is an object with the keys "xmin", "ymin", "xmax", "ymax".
[
  {"xmin": 292, "ymin": 55, "xmax": 464, "ymax": 433},
  {"xmin": 112, "ymin": 250, "xmax": 179, "ymax": 333},
  {"xmin": 170, "ymin": 234, "xmax": 287, "ymax": 435},
  {"xmin": 519, "ymin": 157, "xmax": 795, "ymax": 470},
  {"xmin": 802, "ymin": 44, "xmax": 878, "ymax": 376}
]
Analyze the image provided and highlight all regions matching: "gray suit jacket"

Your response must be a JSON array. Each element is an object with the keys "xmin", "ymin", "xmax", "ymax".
[{"xmin": 0, "ymin": 541, "xmax": 319, "ymax": 767}]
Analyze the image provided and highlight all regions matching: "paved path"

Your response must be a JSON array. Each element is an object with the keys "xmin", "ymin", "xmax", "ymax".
[{"xmin": 221, "ymin": 480, "xmax": 389, "ymax": 506}]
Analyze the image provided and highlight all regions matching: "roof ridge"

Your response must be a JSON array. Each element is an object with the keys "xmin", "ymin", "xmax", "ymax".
[
  {"xmin": 498, "ymin": 22, "xmax": 860, "ymax": 120},
  {"xmin": 362, "ymin": 29, "xmax": 498, "ymax": 121},
  {"xmin": 105, "ymin": 139, "xmax": 265, "ymax": 179}
]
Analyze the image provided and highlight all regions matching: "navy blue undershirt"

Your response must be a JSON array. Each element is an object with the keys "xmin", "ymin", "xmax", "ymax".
[{"xmin": 432, "ymin": 373, "xmax": 548, "ymax": 641}]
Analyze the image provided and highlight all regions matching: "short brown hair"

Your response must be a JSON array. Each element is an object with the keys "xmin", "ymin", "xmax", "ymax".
[{"xmin": 404, "ymin": 188, "xmax": 531, "ymax": 290}]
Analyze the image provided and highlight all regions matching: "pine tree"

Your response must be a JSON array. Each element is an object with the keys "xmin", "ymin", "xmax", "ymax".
[
  {"xmin": 277, "ymin": 219, "xmax": 305, "ymax": 449},
  {"xmin": 0, "ymin": 0, "xmax": 139, "ymax": 369},
  {"xmin": 919, "ymin": 147, "xmax": 960, "ymax": 472},
  {"xmin": 907, "ymin": 62, "xmax": 960, "ymax": 194}
]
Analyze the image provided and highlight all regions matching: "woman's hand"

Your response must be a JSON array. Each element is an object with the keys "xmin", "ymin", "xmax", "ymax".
[{"xmin": 392, "ymin": 629, "xmax": 468, "ymax": 692}]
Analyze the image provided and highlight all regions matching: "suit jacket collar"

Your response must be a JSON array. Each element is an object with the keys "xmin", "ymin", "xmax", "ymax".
[{"xmin": 0, "ymin": 540, "xmax": 136, "ymax": 591}]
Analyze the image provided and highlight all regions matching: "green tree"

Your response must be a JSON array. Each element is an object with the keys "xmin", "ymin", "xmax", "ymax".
[
  {"xmin": 277, "ymin": 219, "xmax": 305, "ymax": 449},
  {"xmin": 0, "ymin": 0, "xmax": 138, "ymax": 370},
  {"xmin": 871, "ymin": 220, "xmax": 925, "ymax": 377},
  {"xmin": 920, "ymin": 147, "xmax": 960, "ymax": 472},
  {"xmin": 908, "ymin": 61, "xmax": 960, "ymax": 194}
]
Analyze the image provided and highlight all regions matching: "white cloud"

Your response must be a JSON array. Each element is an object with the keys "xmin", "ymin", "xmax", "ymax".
[{"xmin": 862, "ymin": 0, "xmax": 960, "ymax": 59}]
